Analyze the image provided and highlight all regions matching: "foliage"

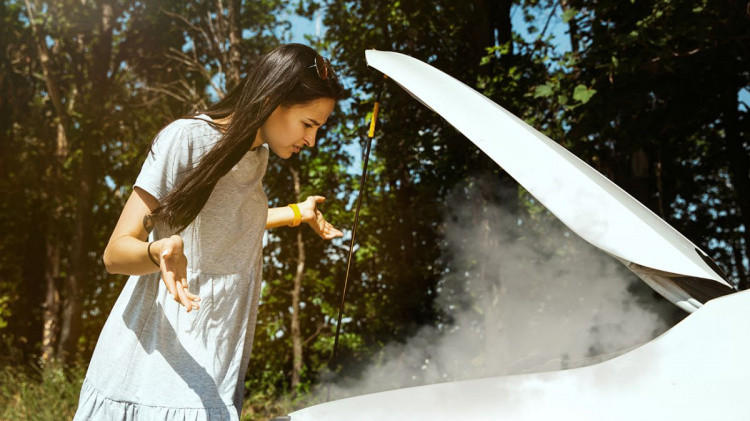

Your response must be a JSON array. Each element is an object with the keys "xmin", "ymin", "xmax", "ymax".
[
  {"xmin": 288, "ymin": 0, "xmax": 748, "ymax": 399},
  {"xmin": 0, "ymin": 341, "xmax": 85, "ymax": 421},
  {"xmin": 0, "ymin": 0, "xmax": 747, "ymax": 417},
  {"xmin": 557, "ymin": 0, "xmax": 750, "ymax": 286}
]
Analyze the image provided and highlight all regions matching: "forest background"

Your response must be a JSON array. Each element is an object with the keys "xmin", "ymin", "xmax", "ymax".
[{"xmin": 0, "ymin": 0, "xmax": 748, "ymax": 419}]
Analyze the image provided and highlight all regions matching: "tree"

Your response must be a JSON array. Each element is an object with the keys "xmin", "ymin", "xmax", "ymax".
[
  {"xmin": 2, "ymin": 0, "xmax": 289, "ymax": 366},
  {"xmin": 557, "ymin": 0, "xmax": 750, "ymax": 287}
]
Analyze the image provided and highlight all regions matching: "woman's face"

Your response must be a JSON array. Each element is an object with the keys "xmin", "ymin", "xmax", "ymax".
[{"xmin": 255, "ymin": 97, "xmax": 336, "ymax": 159}]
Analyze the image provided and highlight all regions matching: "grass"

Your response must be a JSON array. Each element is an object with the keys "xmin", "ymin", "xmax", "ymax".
[
  {"xmin": 0, "ymin": 340, "xmax": 317, "ymax": 421},
  {"xmin": 0, "ymin": 360, "xmax": 85, "ymax": 421},
  {"xmin": 0, "ymin": 360, "xmax": 316, "ymax": 421}
]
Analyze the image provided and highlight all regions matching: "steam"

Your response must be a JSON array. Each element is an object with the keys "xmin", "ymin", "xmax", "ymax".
[{"xmin": 323, "ymin": 180, "xmax": 683, "ymax": 400}]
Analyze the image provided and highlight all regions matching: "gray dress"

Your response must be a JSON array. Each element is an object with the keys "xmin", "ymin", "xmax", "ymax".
[{"xmin": 74, "ymin": 114, "xmax": 269, "ymax": 420}]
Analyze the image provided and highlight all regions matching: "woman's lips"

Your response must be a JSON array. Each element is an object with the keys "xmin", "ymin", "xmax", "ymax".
[{"xmin": 293, "ymin": 146, "xmax": 301, "ymax": 153}]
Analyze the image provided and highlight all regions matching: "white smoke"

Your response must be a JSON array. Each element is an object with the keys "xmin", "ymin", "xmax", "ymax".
[{"xmin": 323, "ymin": 179, "xmax": 684, "ymax": 400}]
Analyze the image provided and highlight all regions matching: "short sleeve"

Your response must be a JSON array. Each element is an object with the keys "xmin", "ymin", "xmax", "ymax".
[{"xmin": 133, "ymin": 121, "xmax": 197, "ymax": 202}]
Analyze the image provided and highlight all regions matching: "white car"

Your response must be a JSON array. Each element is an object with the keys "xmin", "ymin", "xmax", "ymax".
[{"xmin": 277, "ymin": 51, "xmax": 741, "ymax": 421}]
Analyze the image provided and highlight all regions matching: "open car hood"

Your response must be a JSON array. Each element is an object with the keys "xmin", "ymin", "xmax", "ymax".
[{"xmin": 362, "ymin": 50, "xmax": 734, "ymax": 312}]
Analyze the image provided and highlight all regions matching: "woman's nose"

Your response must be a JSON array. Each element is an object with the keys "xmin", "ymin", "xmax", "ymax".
[{"xmin": 305, "ymin": 130, "xmax": 317, "ymax": 147}]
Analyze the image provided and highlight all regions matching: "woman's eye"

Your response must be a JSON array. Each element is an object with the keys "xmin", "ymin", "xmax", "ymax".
[{"xmin": 303, "ymin": 122, "xmax": 312, "ymax": 128}]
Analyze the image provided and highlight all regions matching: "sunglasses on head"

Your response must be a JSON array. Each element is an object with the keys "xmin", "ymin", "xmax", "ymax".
[{"xmin": 311, "ymin": 54, "xmax": 336, "ymax": 81}]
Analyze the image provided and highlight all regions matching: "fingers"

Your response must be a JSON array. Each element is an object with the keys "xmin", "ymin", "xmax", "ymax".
[
  {"xmin": 318, "ymin": 220, "xmax": 343, "ymax": 240},
  {"xmin": 168, "ymin": 279, "xmax": 201, "ymax": 312},
  {"xmin": 326, "ymin": 225, "xmax": 344, "ymax": 239},
  {"xmin": 176, "ymin": 276, "xmax": 201, "ymax": 311},
  {"xmin": 174, "ymin": 282, "xmax": 193, "ymax": 312},
  {"xmin": 182, "ymin": 278, "xmax": 201, "ymax": 306},
  {"xmin": 160, "ymin": 237, "xmax": 200, "ymax": 312},
  {"xmin": 162, "ymin": 269, "xmax": 178, "ymax": 302},
  {"xmin": 184, "ymin": 289, "xmax": 202, "ymax": 308},
  {"xmin": 307, "ymin": 209, "xmax": 343, "ymax": 240},
  {"xmin": 171, "ymin": 276, "xmax": 201, "ymax": 312}
]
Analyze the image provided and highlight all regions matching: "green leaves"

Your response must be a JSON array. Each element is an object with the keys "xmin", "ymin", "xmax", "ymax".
[
  {"xmin": 533, "ymin": 83, "xmax": 554, "ymax": 98},
  {"xmin": 531, "ymin": 82, "xmax": 595, "ymax": 107},
  {"xmin": 562, "ymin": 8, "xmax": 578, "ymax": 23},
  {"xmin": 572, "ymin": 84, "xmax": 596, "ymax": 104}
]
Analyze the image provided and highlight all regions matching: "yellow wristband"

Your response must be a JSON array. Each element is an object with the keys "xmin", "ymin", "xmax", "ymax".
[{"xmin": 288, "ymin": 203, "xmax": 301, "ymax": 227}]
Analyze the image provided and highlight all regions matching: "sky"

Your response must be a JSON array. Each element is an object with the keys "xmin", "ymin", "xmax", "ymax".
[{"xmin": 283, "ymin": 9, "xmax": 325, "ymax": 44}]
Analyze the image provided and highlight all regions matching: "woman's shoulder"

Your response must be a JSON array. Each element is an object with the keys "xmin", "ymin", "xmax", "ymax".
[
  {"xmin": 164, "ymin": 114, "xmax": 219, "ymax": 136},
  {"xmin": 153, "ymin": 115, "xmax": 221, "ymax": 152}
]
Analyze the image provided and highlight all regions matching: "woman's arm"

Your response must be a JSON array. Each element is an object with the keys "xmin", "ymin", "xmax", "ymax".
[
  {"xmin": 103, "ymin": 187, "xmax": 200, "ymax": 312},
  {"xmin": 266, "ymin": 196, "xmax": 343, "ymax": 240},
  {"xmin": 103, "ymin": 187, "xmax": 165, "ymax": 275},
  {"xmin": 266, "ymin": 206, "xmax": 297, "ymax": 229}
]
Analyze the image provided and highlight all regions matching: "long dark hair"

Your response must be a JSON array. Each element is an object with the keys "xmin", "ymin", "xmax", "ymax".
[{"xmin": 149, "ymin": 43, "xmax": 344, "ymax": 233}]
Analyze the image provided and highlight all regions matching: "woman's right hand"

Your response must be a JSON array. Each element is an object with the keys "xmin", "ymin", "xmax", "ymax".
[{"xmin": 159, "ymin": 235, "xmax": 201, "ymax": 312}]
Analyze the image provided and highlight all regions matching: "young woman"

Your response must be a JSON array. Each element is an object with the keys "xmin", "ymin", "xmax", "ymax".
[{"xmin": 73, "ymin": 44, "xmax": 345, "ymax": 420}]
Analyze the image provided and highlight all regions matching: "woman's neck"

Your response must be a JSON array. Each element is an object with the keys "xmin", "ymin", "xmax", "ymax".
[{"xmin": 209, "ymin": 114, "xmax": 263, "ymax": 151}]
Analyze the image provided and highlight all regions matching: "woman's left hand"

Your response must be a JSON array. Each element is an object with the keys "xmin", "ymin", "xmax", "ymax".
[{"xmin": 298, "ymin": 196, "xmax": 344, "ymax": 240}]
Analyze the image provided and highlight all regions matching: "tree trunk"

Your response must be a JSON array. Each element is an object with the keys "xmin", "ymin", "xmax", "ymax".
[
  {"xmin": 58, "ymin": 0, "xmax": 114, "ymax": 362},
  {"xmin": 629, "ymin": 146, "xmax": 653, "ymax": 211},
  {"xmin": 42, "ymin": 240, "xmax": 60, "ymax": 363},
  {"xmin": 41, "ymin": 119, "xmax": 67, "ymax": 364},
  {"xmin": 25, "ymin": 0, "xmax": 69, "ymax": 365},
  {"xmin": 58, "ymin": 141, "xmax": 92, "ymax": 361},
  {"xmin": 472, "ymin": 0, "xmax": 513, "ymax": 79},
  {"xmin": 18, "ymin": 206, "xmax": 46, "ymax": 355},
  {"xmin": 227, "ymin": 0, "xmax": 242, "ymax": 87},
  {"xmin": 289, "ymin": 167, "xmax": 305, "ymax": 395},
  {"xmin": 560, "ymin": 0, "xmax": 580, "ymax": 55}
]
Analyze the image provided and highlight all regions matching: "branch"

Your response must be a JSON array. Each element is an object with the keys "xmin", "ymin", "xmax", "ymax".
[
  {"xmin": 538, "ymin": 0, "xmax": 560, "ymax": 41},
  {"xmin": 161, "ymin": 7, "xmax": 218, "ymax": 65},
  {"xmin": 160, "ymin": 7, "xmax": 202, "ymax": 33},
  {"xmin": 23, "ymin": 0, "xmax": 66, "ymax": 125},
  {"xmin": 204, "ymin": 8, "xmax": 227, "ymax": 76},
  {"xmin": 215, "ymin": 0, "xmax": 227, "ymax": 55},
  {"xmin": 303, "ymin": 323, "xmax": 329, "ymax": 347},
  {"xmin": 165, "ymin": 46, "xmax": 225, "ymax": 99},
  {"xmin": 141, "ymin": 83, "xmax": 193, "ymax": 103}
]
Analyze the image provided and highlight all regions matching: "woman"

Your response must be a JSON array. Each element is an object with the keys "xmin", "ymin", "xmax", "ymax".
[{"xmin": 74, "ymin": 44, "xmax": 345, "ymax": 420}]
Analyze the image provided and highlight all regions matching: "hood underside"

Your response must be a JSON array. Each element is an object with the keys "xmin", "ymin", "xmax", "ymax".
[{"xmin": 364, "ymin": 50, "xmax": 735, "ymax": 312}]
